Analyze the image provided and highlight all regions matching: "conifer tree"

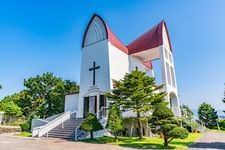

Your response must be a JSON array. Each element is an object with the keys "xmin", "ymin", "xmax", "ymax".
[
  {"xmin": 198, "ymin": 102, "xmax": 218, "ymax": 129},
  {"xmin": 80, "ymin": 113, "xmax": 103, "ymax": 139},
  {"xmin": 106, "ymin": 105, "xmax": 124, "ymax": 142},
  {"xmin": 150, "ymin": 103, "xmax": 189, "ymax": 148},
  {"xmin": 106, "ymin": 70, "xmax": 165, "ymax": 139}
]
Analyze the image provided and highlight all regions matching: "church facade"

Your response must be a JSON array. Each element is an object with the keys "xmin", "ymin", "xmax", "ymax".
[{"xmin": 65, "ymin": 14, "xmax": 180, "ymax": 120}]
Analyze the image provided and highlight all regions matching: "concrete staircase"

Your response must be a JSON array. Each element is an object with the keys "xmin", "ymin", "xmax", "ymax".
[{"xmin": 44, "ymin": 119, "xmax": 83, "ymax": 140}]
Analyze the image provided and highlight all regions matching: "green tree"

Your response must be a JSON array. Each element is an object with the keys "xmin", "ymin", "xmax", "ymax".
[
  {"xmin": 106, "ymin": 105, "xmax": 124, "ymax": 142},
  {"xmin": 198, "ymin": 102, "xmax": 218, "ymax": 129},
  {"xmin": 22, "ymin": 72, "xmax": 79, "ymax": 118},
  {"xmin": 218, "ymin": 120, "xmax": 225, "ymax": 130},
  {"xmin": 0, "ymin": 84, "xmax": 2, "ymax": 89},
  {"xmin": 106, "ymin": 70, "xmax": 165, "ymax": 139},
  {"xmin": 80, "ymin": 113, "xmax": 103, "ymax": 139},
  {"xmin": 0, "ymin": 101, "xmax": 22, "ymax": 123},
  {"xmin": 150, "ymin": 103, "xmax": 189, "ymax": 148}
]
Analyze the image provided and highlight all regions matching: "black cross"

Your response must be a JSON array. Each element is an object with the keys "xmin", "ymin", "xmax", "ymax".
[{"xmin": 89, "ymin": 61, "xmax": 100, "ymax": 85}]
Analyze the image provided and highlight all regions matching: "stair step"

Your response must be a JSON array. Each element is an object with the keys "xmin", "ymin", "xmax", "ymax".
[
  {"xmin": 44, "ymin": 135, "xmax": 74, "ymax": 139},
  {"xmin": 41, "ymin": 118, "xmax": 83, "ymax": 140},
  {"xmin": 49, "ymin": 131, "xmax": 74, "ymax": 134}
]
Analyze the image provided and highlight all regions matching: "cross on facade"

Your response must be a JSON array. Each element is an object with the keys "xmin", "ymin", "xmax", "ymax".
[{"xmin": 89, "ymin": 61, "xmax": 100, "ymax": 85}]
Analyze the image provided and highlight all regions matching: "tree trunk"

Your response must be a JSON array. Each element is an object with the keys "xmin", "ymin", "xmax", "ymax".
[
  {"xmin": 90, "ymin": 130, "xmax": 94, "ymax": 139},
  {"xmin": 137, "ymin": 113, "xmax": 143, "ymax": 139},
  {"xmin": 164, "ymin": 136, "xmax": 168, "ymax": 148},
  {"xmin": 114, "ymin": 133, "xmax": 118, "ymax": 142}
]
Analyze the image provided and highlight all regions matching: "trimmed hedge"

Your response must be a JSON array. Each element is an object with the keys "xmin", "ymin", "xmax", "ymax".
[{"xmin": 20, "ymin": 122, "xmax": 30, "ymax": 132}]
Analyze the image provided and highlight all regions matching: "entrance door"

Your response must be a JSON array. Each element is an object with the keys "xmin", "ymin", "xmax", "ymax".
[{"xmin": 83, "ymin": 96, "xmax": 97, "ymax": 118}]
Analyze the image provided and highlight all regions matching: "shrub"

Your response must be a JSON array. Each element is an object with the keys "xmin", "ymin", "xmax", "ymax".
[
  {"xmin": 80, "ymin": 113, "xmax": 103, "ymax": 139},
  {"xmin": 218, "ymin": 120, "xmax": 225, "ymax": 130},
  {"xmin": 168, "ymin": 127, "xmax": 189, "ymax": 139},
  {"xmin": 20, "ymin": 122, "xmax": 30, "ymax": 132}
]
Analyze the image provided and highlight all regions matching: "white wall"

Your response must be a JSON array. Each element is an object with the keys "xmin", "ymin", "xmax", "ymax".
[
  {"xmin": 78, "ymin": 40, "xmax": 110, "ymax": 118},
  {"xmin": 65, "ymin": 94, "xmax": 79, "ymax": 112},
  {"xmin": 128, "ymin": 56, "xmax": 146, "ymax": 72},
  {"xmin": 108, "ymin": 43, "xmax": 129, "ymax": 89}
]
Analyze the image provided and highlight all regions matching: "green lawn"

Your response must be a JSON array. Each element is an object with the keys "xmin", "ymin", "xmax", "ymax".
[
  {"xmin": 82, "ymin": 133, "xmax": 203, "ymax": 149},
  {"xmin": 16, "ymin": 132, "xmax": 32, "ymax": 137}
]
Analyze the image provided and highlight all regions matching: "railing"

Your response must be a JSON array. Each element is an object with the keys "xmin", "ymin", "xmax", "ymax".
[
  {"xmin": 31, "ymin": 119, "xmax": 49, "ymax": 132},
  {"xmin": 32, "ymin": 111, "xmax": 76, "ymax": 137},
  {"xmin": 74, "ymin": 124, "xmax": 83, "ymax": 140},
  {"xmin": 45, "ymin": 113, "xmax": 63, "ymax": 122}
]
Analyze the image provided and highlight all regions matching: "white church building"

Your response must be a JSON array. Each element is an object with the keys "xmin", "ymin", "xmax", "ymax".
[
  {"xmin": 32, "ymin": 14, "xmax": 180, "ymax": 139},
  {"xmin": 65, "ymin": 14, "xmax": 180, "ymax": 118}
]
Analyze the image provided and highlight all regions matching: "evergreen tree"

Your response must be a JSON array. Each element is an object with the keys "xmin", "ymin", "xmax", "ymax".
[
  {"xmin": 106, "ymin": 70, "xmax": 165, "ymax": 139},
  {"xmin": 106, "ymin": 105, "xmax": 124, "ymax": 142},
  {"xmin": 80, "ymin": 113, "xmax": 103, "ymax": 139},
  {"xmin": 198, "ymin": 102, "xmax": 218, "ymax": 129},
  {"xmin": 150, "ymin": 103, "xmax": 189, "ymax": 148}
]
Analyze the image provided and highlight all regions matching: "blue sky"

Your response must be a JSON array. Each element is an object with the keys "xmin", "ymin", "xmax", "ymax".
[{"xmin": 0, "ymin": 0, "xmax": 225, "ymax": 110}]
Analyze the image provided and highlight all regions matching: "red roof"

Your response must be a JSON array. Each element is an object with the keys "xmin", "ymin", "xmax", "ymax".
[
  {"xmin": 83, "ymin": 14, "xmax": 172, "ymax": 56},
  {"xmin": 106, "ymin": 25, "xmax": 128, "ymax": 54},
  {"xmin": 127, "ymin": 20, "xmax": 172, "ymax": 54}
]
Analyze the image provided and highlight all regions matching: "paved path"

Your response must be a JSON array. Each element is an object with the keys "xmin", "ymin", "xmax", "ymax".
[
  {"xmin": 0, "ymin": 133, "xmax": 136, "ymax": 150},
  {"xmin": 188, "ymin": 132, "xmax": 225, "ymax": 150}
]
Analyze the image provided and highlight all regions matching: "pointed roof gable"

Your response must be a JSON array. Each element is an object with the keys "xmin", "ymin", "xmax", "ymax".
[
  {"xmin": 127, "ymin": 21, "xmax": 172, "ymax": 54},
  {"xmin": 106, "ymin": 25, "xmax": 128, "ymax": 54},
  {"xmin": 82, "ymin": 14, "xmax": 128, "ymax": 54},
  {"xmin": 82, "ymin": 14, "xmax": 172, "ymax": 56}
]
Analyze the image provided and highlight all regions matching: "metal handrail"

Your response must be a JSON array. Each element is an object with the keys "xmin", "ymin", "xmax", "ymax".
[{"xmin": 36, "ymin": 111, "xmax": 76, "ymax": 137}]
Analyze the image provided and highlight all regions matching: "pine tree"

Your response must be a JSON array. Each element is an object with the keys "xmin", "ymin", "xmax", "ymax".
[
  {"xmin": 150, "ymin": 103, "xmax": 189, "ymax": 148},
  {"xmin": 80, "ymin": 113, "xmax": 103, "ymax": 139},
  {"xmin": 106, "ymin": 70, "xmax": 165, "ymax": 139},
  {"xmin": 198, "ymin": 102, "xmax": 218, "ymax": 129},
  {"xmin": 106, "ymin": 105, "xmax": 124, "ymax": 142}
]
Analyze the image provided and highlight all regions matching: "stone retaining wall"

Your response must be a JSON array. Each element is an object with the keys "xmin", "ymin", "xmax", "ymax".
[{"xmin": 0, "ymin": 126, "xmax": 21, "ymax": 134}]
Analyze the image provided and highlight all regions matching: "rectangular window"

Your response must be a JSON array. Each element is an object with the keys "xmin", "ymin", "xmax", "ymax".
[
  {"xmin": 164, "ymin": 48, "xmax": 169, "ymax": 60},
  {"xmin": 83, "ymin": 97, "xmax": 89, "ymax": 118},
  {"xmin": 170, "ymin": 67, "xmax": 176, "ymax": 88},
  {"xmin": 166, "ymin": 63, "xmax": 171, "ymax": 85},
  {"xmin": 169, "ymin": 53, "xmax": 173, "ymax": 64},
  {"xmin": 100, "ymin": 95, "xmax": 106, "ymax": 108}
]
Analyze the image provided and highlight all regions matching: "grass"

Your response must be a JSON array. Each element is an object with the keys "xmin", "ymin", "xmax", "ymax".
[
  {"xmin": 16, "ymin": 132, "xmax": 32, "ymax": 137},
  {"xmin": 81, "ymin": 133, "xmax": 203, "ymax": 149}
]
